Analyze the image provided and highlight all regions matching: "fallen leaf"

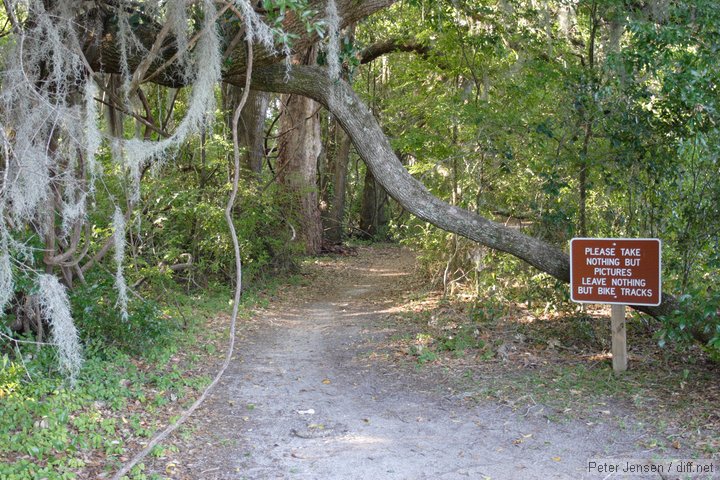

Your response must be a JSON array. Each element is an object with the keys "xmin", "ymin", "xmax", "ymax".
[
  {"xmin": 552, "ymin": 456, "xmax": 561, "ymax": 462},
  {"xmin": 512, "ymin": 434, "xmax": 532, "ymax": 445},
  {"xmin": 322, "ymin": 379, "xmax": 331, "ymax": 384}
]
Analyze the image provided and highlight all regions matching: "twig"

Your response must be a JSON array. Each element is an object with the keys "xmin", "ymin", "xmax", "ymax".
[
  {"xmin": 172, "ymin": 296, "xmax": 190, "ymax": 328},
  {"xmin": 93, "ymin": 96, "xmax": 171, "ymax": 139},
  {"xmin": 14, "ymin": 342, "xmax": 33, "ymax": 382},
  {"xmin": 80, "ymin": 205, "xmax": 133, "ymax": 273},
  {"xmin": 94, "ymin": 263, "xmax": 146, "ymax": 304}
]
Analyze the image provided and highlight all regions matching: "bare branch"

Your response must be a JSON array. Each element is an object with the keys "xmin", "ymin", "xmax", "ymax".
[{"xmin": 360, "ymin": 38, "xmax": 431, "ymax": 64}]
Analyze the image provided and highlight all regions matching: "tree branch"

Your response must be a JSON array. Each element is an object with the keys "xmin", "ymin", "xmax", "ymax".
[
  {"xmin": 88, "ymin": 0, "xmax": 397, "ymax": 87},
  {"xmin": 248, "ymin": 64, "xmax": 684, "ymax": 325},
  {"xmin": 360, "ymin": 38, "xmax": 431, "ymax": 64}
]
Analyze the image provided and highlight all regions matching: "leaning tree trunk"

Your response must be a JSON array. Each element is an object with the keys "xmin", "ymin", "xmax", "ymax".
[
  {"xmin": 250, "ymin": 64, "xmax": 691, "ymax": 330},
  {"xmin": 252, "ymin": 65, "xmax": 569, "ymax": 278}
]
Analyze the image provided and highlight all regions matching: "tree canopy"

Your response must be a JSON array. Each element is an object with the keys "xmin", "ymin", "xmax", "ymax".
[{"xmin": 0, "ymin": 0, "xmax": 718, "ymax": 383}]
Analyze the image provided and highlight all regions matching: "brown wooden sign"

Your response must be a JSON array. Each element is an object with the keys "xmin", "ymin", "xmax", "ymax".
[{"xmin": 570, "ymin": 238, "xmax": 662, "ymax": 306}]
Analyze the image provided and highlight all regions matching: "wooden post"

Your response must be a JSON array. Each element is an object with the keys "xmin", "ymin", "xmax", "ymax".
[{"xmin": 611, "ymin": 304, "xmax": 627, "ymax": 373}]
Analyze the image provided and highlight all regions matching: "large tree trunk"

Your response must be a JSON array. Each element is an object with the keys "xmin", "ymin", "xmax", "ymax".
[
  {"xmin": 277, "ymin": 88, "xmax": 323, "ymax": 255},
  {"xmin": 250, "ymin": 64, "xmax": 685, "ymax": 325}
]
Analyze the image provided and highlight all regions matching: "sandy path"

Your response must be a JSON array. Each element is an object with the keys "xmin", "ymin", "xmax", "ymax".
[{"xmin": 149, "ymin": 246, "xmax": 658, "ymax": 480}]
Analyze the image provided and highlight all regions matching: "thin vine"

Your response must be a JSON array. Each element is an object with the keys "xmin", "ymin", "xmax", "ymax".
[{"xmin": 110, "ymin": 2, "xmax": 254, "ymax": 476}]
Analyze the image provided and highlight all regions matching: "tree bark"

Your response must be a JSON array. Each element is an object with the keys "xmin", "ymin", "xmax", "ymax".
[
  {"xmin": 249, "ymin": 64, "xmax": 683, "ymax": 323},
  {"xmin": 359, "ymin": 167, "xmax": 389, "ymax": 238},
  {"xmin": 223, "ymin": 86, "xmax": 269, "ymax": 175},
  {"xmin": 324, "ymin": 127, "xmax": 351, "ymax": 244},
  {"xmin": 277, "ymin": 84, "xmax": 323, "ymax": 254},
  {"xmin": 360, "ymin": 38, "xmax": 431, "ymax": 64},
  {"xmin": 275, "ymin": 44, "xmax": 325, "ymax": 255}
]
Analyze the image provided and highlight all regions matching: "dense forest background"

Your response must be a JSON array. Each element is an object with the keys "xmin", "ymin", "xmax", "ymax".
[
  {"xmin": 351, "ymin": 0, "xmax": 720, "ymax": 346},
  {"xmin": 0, "ymin": 0, "xmax": 718, "ymax": 476},
  {"xmin": 1, "ymin": 0, "xmax": 718, "ymax": 391}
]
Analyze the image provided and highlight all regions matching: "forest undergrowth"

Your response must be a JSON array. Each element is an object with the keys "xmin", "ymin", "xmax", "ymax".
[{"xmin": 0, "ymin": 277, "xmax": 288, "ymax": 479}]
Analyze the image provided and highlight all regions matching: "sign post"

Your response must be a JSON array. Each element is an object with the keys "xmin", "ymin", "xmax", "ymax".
[
  {"xmin": 570, "ymin": 238, "xmax": 662, "ymax": 373},
  {"xmin": 610, "ymin": 304, "xmax": 627, "ymax": 372}
]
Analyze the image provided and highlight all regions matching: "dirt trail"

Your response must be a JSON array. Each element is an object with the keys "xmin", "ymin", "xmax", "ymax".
[{"xmin": 150, "ymin": 246, "xmax": 660, "ymax": 479}]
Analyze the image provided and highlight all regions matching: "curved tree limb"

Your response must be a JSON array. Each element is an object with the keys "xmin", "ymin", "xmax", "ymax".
[
  {"xmin": 247, "ymin": 64, "xmax": 685, "ymax": 325},
  {"xmin": 360, "ymin": 38, "xmax": 431, "ymax": 64}
]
